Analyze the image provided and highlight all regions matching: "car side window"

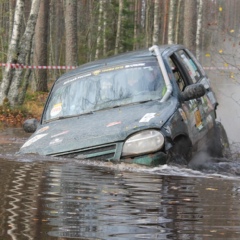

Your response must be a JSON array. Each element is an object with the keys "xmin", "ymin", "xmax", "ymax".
[
  {"xmin": 176, "ymin": 50, "xmax": 202, "ymax": 83},
  {"xmin": 168, "ymin": 57, "xmax": 187, "ymax": 92}
]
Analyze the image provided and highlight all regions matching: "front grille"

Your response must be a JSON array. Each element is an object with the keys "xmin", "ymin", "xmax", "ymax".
[{"xmin": 56, "ymin": 144, "xmax": 117, "ymax": 161}]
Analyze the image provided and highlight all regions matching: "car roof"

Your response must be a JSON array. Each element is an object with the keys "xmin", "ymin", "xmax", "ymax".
[{"xmin": 56, "ymin": 44, "xmax": 184, "ymax": 83}]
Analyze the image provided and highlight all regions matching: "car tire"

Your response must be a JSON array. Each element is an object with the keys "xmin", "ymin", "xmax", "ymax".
[
  {"xmin": 207, "ymin": 121, "xmax": 230, "ymax": 158},
  {"xmin": 167, "ymin": 136, "xmax": 193, "ymax": 165}
]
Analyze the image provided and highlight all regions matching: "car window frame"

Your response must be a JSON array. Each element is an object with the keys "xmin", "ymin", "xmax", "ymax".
[
  {"xmin": 168, "ymin": 52, "xmax": 193, "ymax": 92},
  {"xmin": 167, "ymin": 48, "xmax": 206, "ymax": 92},
  {"xmin": 174, "ymin": 49, "xmax": 204, "ymax": 84}
]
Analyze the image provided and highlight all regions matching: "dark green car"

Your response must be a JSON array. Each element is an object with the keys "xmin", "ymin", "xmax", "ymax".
[{"xmin": 20, "ymin": 45, "xmax": 229, "ymax": 166}]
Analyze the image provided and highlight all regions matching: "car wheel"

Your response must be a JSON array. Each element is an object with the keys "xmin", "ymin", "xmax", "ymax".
[
  {"xmin": 207, "ymin": 121, "xmax": 230, "ymax": 158},
  {"xmin": 167, "ymin": 136, "xmax": 192, "ymax": 165}
]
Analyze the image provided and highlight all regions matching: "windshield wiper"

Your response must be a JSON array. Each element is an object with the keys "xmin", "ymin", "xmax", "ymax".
[
  {"xmin": 44, "ymin": 111, "xmax": 94, "ymax": 123},
  {"xmin": 139, "ymin": 99, "xmax": 151, "ymax": 103}
]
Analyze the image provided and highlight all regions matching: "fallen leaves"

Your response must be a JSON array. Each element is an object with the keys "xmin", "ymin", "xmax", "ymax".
[{"xmin": 0, "ymin": 106, "xmax": 36, "ymax": 127}]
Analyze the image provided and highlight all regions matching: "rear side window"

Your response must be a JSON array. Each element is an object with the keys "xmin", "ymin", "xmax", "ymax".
[{"xmin": 175, "ymin": 50, "xmax": 202, "ymax": 83}]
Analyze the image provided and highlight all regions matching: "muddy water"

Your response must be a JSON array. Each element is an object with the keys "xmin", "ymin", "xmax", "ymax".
[{"xmin": 1, "ymin": 128, "xmax": 240, "ymax": 240}]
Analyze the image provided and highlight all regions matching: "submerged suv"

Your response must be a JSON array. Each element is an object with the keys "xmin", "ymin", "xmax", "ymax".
[{"xmin": 20, "ymin": 45, "xmax": 229, "ymax": 166}]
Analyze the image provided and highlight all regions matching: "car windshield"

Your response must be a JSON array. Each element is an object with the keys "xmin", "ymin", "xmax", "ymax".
[{"xmin": 43, "ymin": 60, "xmax": 166, "ymax": 122}]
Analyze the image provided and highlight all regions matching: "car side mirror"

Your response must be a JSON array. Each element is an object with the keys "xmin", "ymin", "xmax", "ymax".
[
  {"xmin": 23, "ymin": 118, "xmax": 39, "ymax": 133},
  {"xmin": 181, "ymin": 83, "xmax": 205, "ymax": 101}
]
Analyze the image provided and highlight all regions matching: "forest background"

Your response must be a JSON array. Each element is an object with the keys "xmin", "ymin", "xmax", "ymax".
[{"xmin": 0, "ymin": 0, "xmax": 239, "ymax": 126}]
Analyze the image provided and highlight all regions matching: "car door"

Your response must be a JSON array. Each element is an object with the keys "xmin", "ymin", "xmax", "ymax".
[{"xmin": 168, "ymin": 48, "xmax": 217, "ymax": 146}]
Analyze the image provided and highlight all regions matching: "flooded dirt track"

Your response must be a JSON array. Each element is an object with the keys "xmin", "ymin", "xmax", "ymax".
[{"xmin": 1, "ymin": 128, "xmax": 240, "ymax": 239}]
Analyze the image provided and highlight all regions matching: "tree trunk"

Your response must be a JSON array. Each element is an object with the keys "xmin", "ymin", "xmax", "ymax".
[
  {"xmin": 18, "ymin": 56, "xmax": 32, "ymax": 105},
  {"xmin": 183, "ymin": 0, "xmax": 197, "ymax": 53},
  {"xmin": 174, "ymin": 0, "xmax": 182, "ymax": 43},
  {"xmin": 86, "ymin": 0, "xmax": 93, "ymax": 61},
  {"xmin": 115, "ymin": 0, "xmax": 123, "ymax": 55},
  {"xmin": 168, "ymin": 0, "xmax": 175, "ymax": 44},
  {"xmin": 65, "ymin": 0, "xmax": 78, "ymax": 67},
  {"xmin": 8, "ymin": 0, "xmax": 15, "ymax": 44},
  {"xmin": 7, "ymin": 0, "xmax": 41, "ymax": 106},
  {"xmin": 49, "ymin": 0, "xmax": 64, "ymax": 80},
  {"xmin": 162, "ymin": 0, "xmax": 169, "ymax": 44},
  {"xmin": 0, "ymin": 0, "xmax": 25, "ymax": 105},
  {"xmin": 145, "ymin": 0, "xmax": 150, "ymax": 47},
  {"xmin": 196, "ymin": 0, "xmax": 203, "ymax": 60},
  {"xmin": 133, "ymin": 0, "xmax": 138, "ymax": 50},
  {"xmin": 152, "ymin": 0, "xmax": 160, "ymax": 45},
  {"xmin": 33, "ymin": 0, "xmax": 49, "ymax": 92},
  {"xmin": 103, "ymin": 0, "xmax": 107, "ymax": 57},
  {"xmin": 95, "ymin": 0, "xmax": 103, "ymax": 60}
]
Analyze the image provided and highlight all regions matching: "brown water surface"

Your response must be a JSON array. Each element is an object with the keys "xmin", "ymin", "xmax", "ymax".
[{"xmin": 1, "ymin": 128, "xmax": 240, "ymax": 240}]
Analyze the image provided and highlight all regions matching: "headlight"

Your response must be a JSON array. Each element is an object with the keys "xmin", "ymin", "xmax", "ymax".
[{"xmin": 122, "ymin": 130, "xmax": 164, "ymax": 157}]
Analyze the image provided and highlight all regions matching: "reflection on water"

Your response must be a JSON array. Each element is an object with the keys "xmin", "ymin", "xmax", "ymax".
[
  {"xmin": 1, "ymin": 128, "xmax": 240, "ymax": 239},
  {"xmin": 1, "ymin": 159, "xmax": 240, "ymax": 240}
]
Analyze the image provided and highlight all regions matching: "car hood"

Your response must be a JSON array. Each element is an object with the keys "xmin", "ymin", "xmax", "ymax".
[{"xmin": 20, "ymin": 97, "xmax": 178, "ymax": 155}]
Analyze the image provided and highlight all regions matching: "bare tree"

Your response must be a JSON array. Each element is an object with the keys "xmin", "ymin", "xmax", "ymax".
[
  {"xmin": 115, "ymin": 0, "xmax": 123, "ymax": 55},
  {"xmin": 133, "ymin": 0, "xmax": 138, "ymax": 50},
  {"xmin": 95, "ymin": 0, "xmax": 103, "ymax": 59},
  {"xmin": 33, "ymin": 0, "xmax": 49, "ymax": 92},
  {"xmin": 183, "ymin": 0, "xmax": 197, "ymax": 53},
  {"xmin": 162, "ymin": 0, "xmax": 169, "ymax": 44},
  {"xmin": 0, "ymin": 0, "xmax": 25, "ymax": 105},
  {"xmin": 152, "ymin": 0, "xmax": 160, "ymax": 45},
  {"xmin": 49, "ymin": 0, "xmax": 64, "ymax": 79},
  {"xmin": 145, "ymin": 0, "xmax": 151, "ymax": 47},
  {"xmin": 174, "ymin": 0, "xmax": 182, "ymax": 43},
  {"xmin": 103, "ymin": 0, "xmax": 107, "ymax": 57},
  {"xmin": 196, "ymin": 0, "xmax": 203, "ymax": 60},
  {"xmin": 87, "ymin": 0, "xmax": 94, "ymax": 61},
  {"xmin": 8, "ymin": 0, "xmax": 15, "ymax": 44},
  {"xmin": 8, "ymin": 0, "xmax": 41, "ymax": 106},
  {"xmin": 65, "ymin": 0, "xmax": 78, "ymax": 67},
  {"xmin": 168, "ymin": 0, "xmax": 175, "ymax": 44}
]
